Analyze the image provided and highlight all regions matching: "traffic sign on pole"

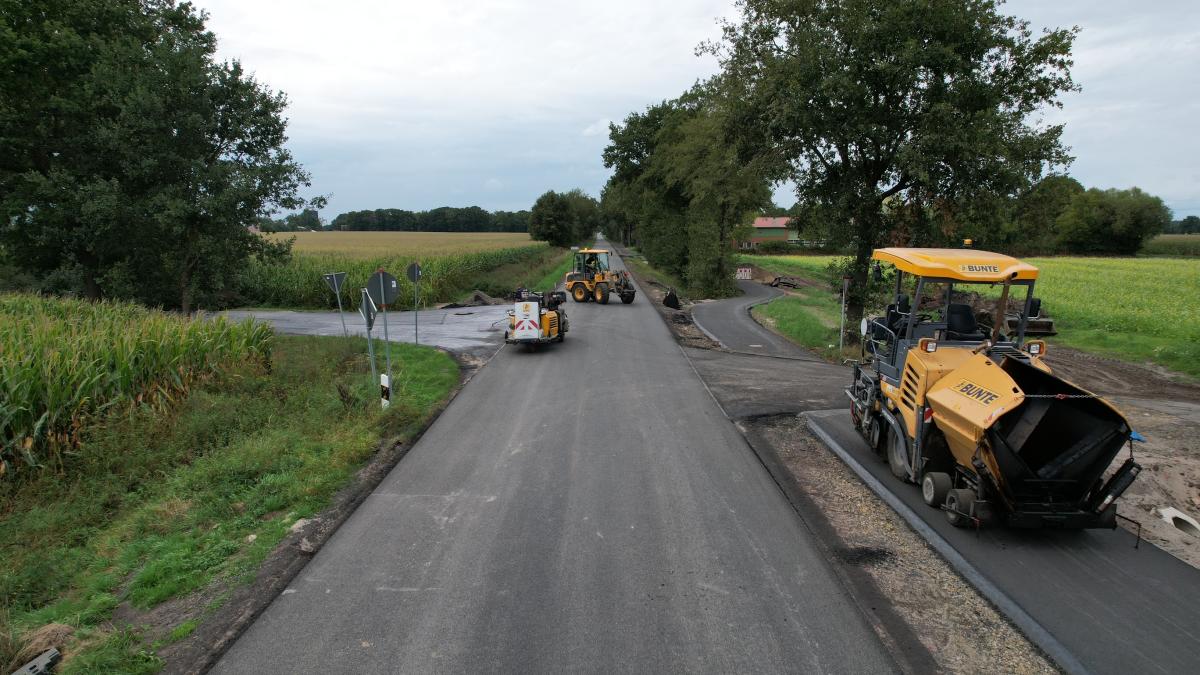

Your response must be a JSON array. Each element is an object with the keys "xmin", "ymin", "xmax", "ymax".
[
  {"xmin": 366, "ymin": 270, "xmax": 400, "ymax": 308},
  {"xmin": 323, "ymin": 272, "xmax": 349, "ymax": 337}
]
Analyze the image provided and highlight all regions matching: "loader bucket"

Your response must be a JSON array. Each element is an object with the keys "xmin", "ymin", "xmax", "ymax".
[{"xmin": 986, "ymin": 358, "xmax": 1131, "ymax": 514}]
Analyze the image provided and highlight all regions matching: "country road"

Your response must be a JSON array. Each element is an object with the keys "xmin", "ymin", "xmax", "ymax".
[{"xmin": 213, "ymin": 241, "xmax": 894, "ymax": 673}]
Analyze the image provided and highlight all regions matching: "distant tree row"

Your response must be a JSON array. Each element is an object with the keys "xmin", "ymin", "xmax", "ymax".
[
  {"xmin": 258, "ymin": 209, "xmax": 323, "ymax": 232},
  {"xmin": 791, "ymin": 176, "xmax": 1173, "ymax": 256},
  {"xmin": 329, "ymin": 207, "xmax": 529, "ymax": 232},
  {"xmin": 528, "ymin": 189, "xmax": 602, "ymax": 248},
  {"xmin": 1166, "ymin": 215, "xmax": 1200, "ymax": 234}
]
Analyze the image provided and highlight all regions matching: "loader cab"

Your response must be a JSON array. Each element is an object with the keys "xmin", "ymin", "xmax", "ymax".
[
  {"xmin": 863, "ymin": 248, "xmax": 1045, "ymax": 383},
  {"xmin": 573, "ymin": 249, "xmax": 611, "ymax": 276}
]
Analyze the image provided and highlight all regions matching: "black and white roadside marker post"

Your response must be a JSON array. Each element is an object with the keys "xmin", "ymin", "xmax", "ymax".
[
  {"xmin": 407, "ymin": 261, "xmax": 422, "ymax": 345},
  {"xmin": 359, "ymin": 288, "xmax": 378, "ymax": 391},
  {"xmin": 322, "ymin": 272, "xmax": 349, "ymax": 337},
  {"xmin": 367, "ymin": 269, "xmax": 400, "ymax": 409}
]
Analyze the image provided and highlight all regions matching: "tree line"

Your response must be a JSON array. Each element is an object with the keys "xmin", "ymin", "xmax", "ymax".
[
  {"xmin": 785, "ymin": 175, "xmax": 1172, "ymax": 257},
  {"xmin": 0, "ymin": 0, "xmax": 316, "ymax": 312},
  {"xmin": 328, "ymin": 206, "xmax": 530, "ymax": 232},
  {"xmin": 597, "ymin": 0, "xmax": 1163, "ymax": 332}
]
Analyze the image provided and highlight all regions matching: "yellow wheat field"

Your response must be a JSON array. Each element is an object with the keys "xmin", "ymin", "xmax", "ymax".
[{"xmin": 266, "ymin": 231, "xmax": 537, "ymax": 259}]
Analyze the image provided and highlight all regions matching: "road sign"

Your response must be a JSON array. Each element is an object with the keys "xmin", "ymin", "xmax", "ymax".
[
  {"xmin": 367, "ymin": 270, "xmax": 400, "ymax": 307},
  {"xmin": 359, "ymin": 288, "xmax": 377, "ymax": 330},
  {"xmin": 324, "ymin": 272, "xmax": 349, "ymax": 336},
  {"xmin": 322, "ymin": 272, "xmax": 347, "ymax": 294},
  {"xmin": 406, "ymin": 262, "xmax": 422, "ymax": 283}
]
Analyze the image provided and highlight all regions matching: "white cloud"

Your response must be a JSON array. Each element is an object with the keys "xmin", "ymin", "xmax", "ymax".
[
  {"xmin": 582, "ymin": 119, "xmax": 612, "ymax": 137},
  {"xmin": 194, "ymin": 0, "xmax": 1200, "ymax": 216}
]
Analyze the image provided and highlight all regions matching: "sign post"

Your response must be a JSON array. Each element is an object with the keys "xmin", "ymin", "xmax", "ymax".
[
  {"xmin": 406, "ymin": 262, "xmax": 422, "ymax": 346},
  {"xmin": 367, "ymin": 270, "xmax": 400, "ymax": 409},
  {"xmin": 839, "ymin": 275, "xmax": 852, "ymax": 352},
  {"xmin": 323, "ymin": 272, "xmax": 349, "ymax": 337},
  {"xmin": 359, "ymin": 288, "xmax": 378, "ymax": 394}
]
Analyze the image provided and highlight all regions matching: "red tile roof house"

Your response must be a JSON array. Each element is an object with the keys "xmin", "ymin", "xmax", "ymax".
[{"xmin": 737, "ymin": 216, "xmax": 798, "ymax": 249}]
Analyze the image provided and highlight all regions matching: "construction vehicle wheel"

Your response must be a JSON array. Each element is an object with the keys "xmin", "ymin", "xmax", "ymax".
[
  {"xmin": 571, "ymin": 285, "xmax": 588, "ymax": 303},
  {"xmin": 620, "ymin": 291, "xmax": 635, "ymax": 304},
  {"xmin": 921, "ymin": 472, "xmax": 952, "ymax": 507},
  {"xmin": 594, "ymin": 283, "xmax": 610, "ymax": 304},
  {"xmin": 945, "ymin": 489, "xmax": 976, "ymax": 528},
  {"xmin": 887, "ymin": 427, "xmax": 910, "ymax": 482}
]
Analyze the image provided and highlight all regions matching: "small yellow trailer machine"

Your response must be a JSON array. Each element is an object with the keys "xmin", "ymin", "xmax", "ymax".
[
  {"xmin": 847, "ymin": 248, "xmax": 1141, "ymax": 529},
  {"xmin": 505, "ymin": 288, "xmax": 568, "ymax": 350}
]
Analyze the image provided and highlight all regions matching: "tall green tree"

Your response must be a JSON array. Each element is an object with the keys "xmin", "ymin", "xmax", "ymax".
[
  {"xmin": 528, "ymin": 190, "xmax": 576, "ymax": 247},
  {"xmin": 0, "ymin": 0, "xmax": 315, "ymax": 311},
  {"xmin": 711, "ymin": 0, "xmax": 1078, "ymax": 336}
]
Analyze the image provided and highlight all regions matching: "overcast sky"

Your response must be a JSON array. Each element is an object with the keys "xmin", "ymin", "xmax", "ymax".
[{"xmin": 194, "ymin": 0, "xmax": 1200, "ymax": 218}]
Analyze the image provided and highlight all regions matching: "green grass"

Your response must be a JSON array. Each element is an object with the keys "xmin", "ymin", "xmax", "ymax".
[
  {"xmin": 1143, "ymin": 234, "xmax": 1200, "ymax": 257},
  {"xmin": 454, "ymin": 246, "xmax": 574, "ymax": 299},
  {"xmin": 752, "ymin": 285, "xmax": 844, "ymax": 358},
  {"xmin": 737, "ymin": 254, "xmax": 838, "ymax": 280},
  {"xmin": 0, "ymin": 335, "xmax": 458, "ymax": 673},
  {"xmin": 739, "ymin": 253, "xmax": 1200, "ymax": 379}
]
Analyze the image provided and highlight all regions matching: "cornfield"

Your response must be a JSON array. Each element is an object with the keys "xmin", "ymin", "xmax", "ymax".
[
  {"xmin": 244, "ymin": 243, "xmax": 549, "ymax": 308},
  {"xmin": 0, "ymin": 294, "xmax": 273, "ymax": 477}
]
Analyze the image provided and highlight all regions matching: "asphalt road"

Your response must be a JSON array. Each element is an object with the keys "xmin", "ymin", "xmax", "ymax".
[
  {"xmin": 809, "ymin": 410, "xmax": 1200, "ymax": 675},
  {"xmin": 213, "ymin": 241, "xmax": 894, "ymax": 674},
  {"xmin": 691, "ymin": 280, "xmax": 816, "ymax": 359},
  {"xmin": 223, "ymin": 306, "xmax": 508, "ymax": 358},
  {"xmin": 690, "ymin": 282, "xmax": 1200, "ymax": 674}
]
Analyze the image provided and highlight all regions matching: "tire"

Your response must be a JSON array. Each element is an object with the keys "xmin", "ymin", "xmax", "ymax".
[
  {"xmin": 887, "ymin": 425, "xmax": 910, "ymax": 482},
  {"xmin": 921, "ymin": 472, "xmax": 952, "ymax": 507},
  {"xmin": 594, "ymin": 282, "xmax": 610, "ymax": 304},
  {"xmin": 571, "ymin": 284, "xmax": 588, "ymax": 303},
  {"xmin": 620, "ymin": 291, "xmax": 635, "ymax": 304},
  {"xmin": 945, "ymin": 488, "xmax": 976, "ymax": 528}
]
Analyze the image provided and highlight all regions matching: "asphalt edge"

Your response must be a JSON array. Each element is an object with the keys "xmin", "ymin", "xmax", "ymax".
[
  {"xmin": 670, "ymin": 314, "xmax": 932, "ymax": 671},
  {"xmin": 805, "ymin": 411, "xmax": 1088, "ymax": 675},
  {"xmin": 165, "ymin": 343, "xmax": 505, "ymax": 675},
  {"xmin": 691, "ymin": 284, "xmax": 824, "ymax": 363}
]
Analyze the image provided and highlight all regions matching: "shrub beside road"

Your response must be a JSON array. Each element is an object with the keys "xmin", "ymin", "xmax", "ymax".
[{"xmin": 0, "ymin": 330, "xmax": 458, "ymax": 672}]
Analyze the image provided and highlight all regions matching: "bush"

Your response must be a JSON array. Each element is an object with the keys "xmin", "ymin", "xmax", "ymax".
[{"xmin": 754, "ymin": 240, "xmax": 798, "ymax": 254}]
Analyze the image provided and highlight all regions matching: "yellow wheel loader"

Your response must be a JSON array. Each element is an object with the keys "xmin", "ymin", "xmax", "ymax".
[
  {"xmin": 564, "ymin": 248, "xmax": 636, "ymax": 304},
  {"xmin": 505, "ymin": 288, "xmax": 568, "ymax": 351},
  {"xmin": 847, "ymin": 248, "xmax": 1141, "ymax": 529}
]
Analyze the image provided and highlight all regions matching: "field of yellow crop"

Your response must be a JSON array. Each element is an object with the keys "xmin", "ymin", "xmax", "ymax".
[{"xmin": 265, "ymin": 231, "xmax": 535, "ymax": 259}]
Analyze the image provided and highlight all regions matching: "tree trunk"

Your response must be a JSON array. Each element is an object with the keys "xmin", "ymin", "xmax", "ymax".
[
  {"xmin": 179, "ymin": 261, "xmax": 194, "ymax": 314},
  {"xmin": 82, "ymin": 270, "xmax": 101, "ymax": 302},
  {"xmin": 843, "ymin": 208, "xmax": 883, "ymax": 346}
]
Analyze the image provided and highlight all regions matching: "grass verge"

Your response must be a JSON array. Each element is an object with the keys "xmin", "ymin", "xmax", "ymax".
[
  {"xmin": 458, "ymin": 246, "xmax": 574, "ymax": 299},
  {"xmin": 742, "ymin": 253, "xmax": 1200, "ymax": 380},
  {"xmin": 0, "ymin": 335, "xmax": 458, "ymax": 673}
]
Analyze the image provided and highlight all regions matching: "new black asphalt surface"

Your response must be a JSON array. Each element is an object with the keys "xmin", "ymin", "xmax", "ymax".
[
  {"xmin": 213, "ymin": 242, "xmax": 894, "ymax": 674},
  {"xmin": 691, "ymin": 280, "xmax": 817, "ymax": 359},
  {"xmin": 808, "ymin": 410, "xmax": 1200, "ymax": 675},
  {"xmin": 688, "ymin": 281, "xmax": 1200, "ymax": 674}
]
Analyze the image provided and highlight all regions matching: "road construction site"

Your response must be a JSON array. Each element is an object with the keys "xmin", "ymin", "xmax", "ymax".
[{"xmin": 212, "ymin": 242, "xmax": 1200, "ymax": 674}]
